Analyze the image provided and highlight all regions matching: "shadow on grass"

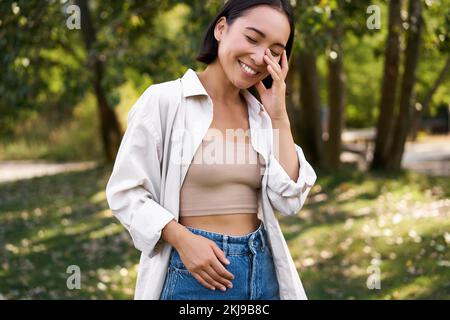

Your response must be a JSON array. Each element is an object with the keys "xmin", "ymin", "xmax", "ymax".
[
  {"xmin": 0, "ymin": 165, "xmax": 139, "ymax": 299},
  {"xmin": 1, "ymin": 164, "xmax": 448, "ymax": 299},
  {"xmin": 280, "ymin": 165, "xmax": 450, "ymax": 239},
  {"xmin": 277, "ymin": 165, "xmax": 450, "ymax": 299},
  {"xmin": 299, "ymin": 229, "xmax": 450, "ymax": 299}
]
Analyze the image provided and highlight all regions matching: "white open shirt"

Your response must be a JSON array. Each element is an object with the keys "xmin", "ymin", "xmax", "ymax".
[{"xmin": 105, "ymin": 68, "xmax": 317, "ymax": 299}]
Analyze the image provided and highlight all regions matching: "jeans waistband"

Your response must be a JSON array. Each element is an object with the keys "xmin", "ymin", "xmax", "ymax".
[{"xmin": 184, "ymin": 221, "xmax": 267, "ymax": 255}]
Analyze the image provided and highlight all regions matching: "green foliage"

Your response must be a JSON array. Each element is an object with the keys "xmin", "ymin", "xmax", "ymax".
[
  {"xmin": 0, "ymin": 0, "xmax": 174, "ymax": 138},
  {"xmin": 416, "ymin": 0, "xmax": 450, "ymax": 109},
  {"xmin": 1, "ymin": 1, "xmax": 87, "ymax": 137},
  {"xmin": 1, "ymin": 0, "xmax": 449, "ymax": 155},
  {"xmin": 0, "ymin": 92, "xmax": 102, "ymax": 162}
]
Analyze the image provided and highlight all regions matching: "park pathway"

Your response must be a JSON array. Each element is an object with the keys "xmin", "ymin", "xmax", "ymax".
[
  {"xmin": 0, "ymin": 160, "xmax": 99, "ymax": 183},
  {"xmin": 0, "ymin": 135, "xmax": 449, "ymax": 183}
]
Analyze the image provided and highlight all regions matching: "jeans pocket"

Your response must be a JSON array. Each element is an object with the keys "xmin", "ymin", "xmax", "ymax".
[
  {"xmin": 171, "ymin": 264, "xmax": 192, "ymax": 275},
  {"xmin": 170, "ymin": 250, "xmax": 192, "ymax": 274},
  {"xmin": 170, "ymin": 267, "xmax": 219, "ymax": 299}
]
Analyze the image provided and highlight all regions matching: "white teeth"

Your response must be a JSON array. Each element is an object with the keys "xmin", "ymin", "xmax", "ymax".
[{"xmin": 239, "ymin": 61, "xmax": 257, "ymax": 75}]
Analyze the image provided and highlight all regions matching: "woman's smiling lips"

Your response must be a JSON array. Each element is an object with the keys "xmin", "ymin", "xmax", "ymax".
[{"xmin": 238, "ymin": 59, "xmax": 260, "ymax": 77}]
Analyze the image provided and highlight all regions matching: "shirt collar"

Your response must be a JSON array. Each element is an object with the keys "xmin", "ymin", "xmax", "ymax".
[{"xmin": 180, "ymin": 68, "xmax": 266, "ymax": 114}]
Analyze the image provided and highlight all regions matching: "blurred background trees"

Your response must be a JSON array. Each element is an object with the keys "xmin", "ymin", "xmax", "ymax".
[{"xmin": 1, "ymin": 0, "xmax": 449, "ymax": 167}]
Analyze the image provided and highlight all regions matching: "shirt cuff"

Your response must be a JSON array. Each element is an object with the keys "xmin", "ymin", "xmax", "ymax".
[
  {"xmin": 267, "ymin": 144, "xmax": 317, "ymax": 197},
  {"xmin": 128, "ymin": 198, "xmax": 175, "ymax": 256}
]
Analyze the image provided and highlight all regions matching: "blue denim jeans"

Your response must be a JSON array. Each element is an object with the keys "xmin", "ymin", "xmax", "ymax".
[{"xmin": 159, "ymin": 221, "xmax": 280, "ymax": 300}]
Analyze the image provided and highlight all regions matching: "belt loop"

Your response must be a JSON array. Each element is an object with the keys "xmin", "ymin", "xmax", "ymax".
[
  {"xmin": 223, "ymin": 235, "xmax": 228, "ymax": 256},
  {"xmin": 259, "ymin": 229, "xmax": 266, "ymax": 249}
]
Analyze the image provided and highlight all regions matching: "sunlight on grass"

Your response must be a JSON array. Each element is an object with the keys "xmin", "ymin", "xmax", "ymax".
[
  {"xmin": 88, "ymin": 223, "xmax": 122, "ymax": 240},
  {"xmin": 279, "ymin": 166, "xmax": 450, "ymax": 299},
  {"xmin": 383, "ymin": 276, "xmax": 436, "ymax": 299},
  {"xmin": 0, "ymin": 164, "xmax": 449, "ymax": 299},
  {"xmin": 89, "ymin": 191, "xmax": 107, "ymax": 205},
  {"xmin": 0, "ymin": 165, "xmax": 140, "ymax": 299}
]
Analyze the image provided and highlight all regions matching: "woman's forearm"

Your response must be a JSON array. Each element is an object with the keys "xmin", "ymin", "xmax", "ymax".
[
  {"xmin": 161, "ymin": 219, "xmax": 191, "ymax": 249},
  {"xmin": 271, "ymin": 117, "xmax": 300, "ymax": 181}
]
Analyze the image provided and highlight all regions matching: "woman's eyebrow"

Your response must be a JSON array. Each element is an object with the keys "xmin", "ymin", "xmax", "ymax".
[{"xmin": 245, "ymin": 26, "xmax": 286, "ymax": 49}]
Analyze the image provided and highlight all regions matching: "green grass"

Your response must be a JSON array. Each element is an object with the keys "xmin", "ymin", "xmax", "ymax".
[
  {"xmin": 0, "ymin": 165, "xmax": 138, "ymax": 299},
  {"xmin": 0, "ymin": 94, "xmax": 103, "ymax": 162},
  {"xmin": 279, "ymin": 166, "xmax": 450, "ymax": 299},
  {"xmin": 0, "ymin": 164, "xmax": 449, "ymax": 299}
]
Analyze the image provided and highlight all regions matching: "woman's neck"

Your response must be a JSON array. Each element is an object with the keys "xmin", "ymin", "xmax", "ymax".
[{"xmin": 196, "ymin": 60, "xmax": 242, "ymax": 105}]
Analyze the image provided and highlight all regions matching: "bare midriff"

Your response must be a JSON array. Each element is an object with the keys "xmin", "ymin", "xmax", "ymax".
[{"xmin": 179, "ymin": 213, "xmax": 261, "ymax": 236}]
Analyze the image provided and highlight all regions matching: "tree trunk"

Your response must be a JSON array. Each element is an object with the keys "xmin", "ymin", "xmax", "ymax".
[
  {"xmin": 387, "ymin": 0, "xmax": 422, "ymax": 170},
  {"xmin": 371, "ymin": 0, "xmax": 403, "ymax": 171},
  {"xmin": 327, "ymin": 24, "xmax": 346, "ymax": 169},
  {"xmin": 298, "ymin": 50, "xmax": 324, "ymax": 167},
  {"xmin": 410, "ymin": 56, "xmax": 450, "ymax": 140},
  {"xmin": 77, "ymin": 0, "xmax": 122, "ymax": 163}
]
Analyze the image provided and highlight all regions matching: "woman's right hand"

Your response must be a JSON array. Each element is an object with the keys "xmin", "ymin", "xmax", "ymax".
[{"xmin": 174, "ymin": 231, "xmax": 235, "ymax": 291}]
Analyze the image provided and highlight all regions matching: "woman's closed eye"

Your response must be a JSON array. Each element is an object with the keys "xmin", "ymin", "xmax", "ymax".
[
  {"xmin": 270, "ymin": 51, "xmax": 281, "ymax": 57},
  {"xmin": 246, "ymin": 35, "xmax": 257, "ymax": 43},
  {"xmin": 245, "ymin": 36, "xmax": 281, "ymax": 57}
]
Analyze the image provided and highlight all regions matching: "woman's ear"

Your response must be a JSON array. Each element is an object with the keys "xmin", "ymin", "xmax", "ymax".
[{"xmin": 214, "ymin": 17, "xmax": 227, "ymax": 42}]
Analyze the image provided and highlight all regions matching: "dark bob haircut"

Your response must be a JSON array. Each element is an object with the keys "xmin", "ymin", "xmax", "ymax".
[{"xmin": 196, "ymin": 0, "xmax": 295, "ymax": 100}]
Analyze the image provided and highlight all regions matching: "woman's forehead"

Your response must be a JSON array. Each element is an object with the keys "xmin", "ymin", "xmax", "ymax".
[{"xmin": 233, "ymin": 6, "xmax": 290, "ymax": 44}]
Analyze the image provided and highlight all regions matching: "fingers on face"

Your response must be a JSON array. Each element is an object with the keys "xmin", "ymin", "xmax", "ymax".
[
  {"xmin": 267, "ymin": 65, "xmax": 280, "ymax": 81},
  {"xmin": 265, "ymin": 49, "xmax": 280, "ymax": 69},
  {"xmin": 282, "ymin": 50, "xmax": 288, "ymax": 76},
  {"xmin": 264, "ymin": 49, "xmax": 285, "ymax": 79}
]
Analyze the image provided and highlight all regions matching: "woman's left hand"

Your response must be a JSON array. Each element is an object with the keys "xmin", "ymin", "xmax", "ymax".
[{"xmin": 255, "ymin": 48, "xmax": 290, "ymax": 122}]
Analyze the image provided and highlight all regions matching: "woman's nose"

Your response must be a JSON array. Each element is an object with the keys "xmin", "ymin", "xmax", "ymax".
[{"xmin": 250, "ymin": 48, "xmax": 267, "ymax": 68}]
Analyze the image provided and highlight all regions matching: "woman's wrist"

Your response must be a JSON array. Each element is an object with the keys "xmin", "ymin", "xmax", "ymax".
[{"xmin": 162, "ymin": 219, "xmax": 191, "ymax": 249}]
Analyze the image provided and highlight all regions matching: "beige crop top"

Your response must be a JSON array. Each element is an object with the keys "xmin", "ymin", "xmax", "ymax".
[{"xmin": 179, "ymin": 130, "xmax": 264, "ymax": 216}]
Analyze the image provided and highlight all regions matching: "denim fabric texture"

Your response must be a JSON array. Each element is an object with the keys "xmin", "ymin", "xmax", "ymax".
[{"xmin": 160, "ymin": 221, "xmax": 280, "ymax": 300}]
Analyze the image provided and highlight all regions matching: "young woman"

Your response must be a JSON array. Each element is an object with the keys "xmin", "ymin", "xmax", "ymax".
[{"xmin": 106, "ymin": 0, "xmax": 317, "ymax": 300}]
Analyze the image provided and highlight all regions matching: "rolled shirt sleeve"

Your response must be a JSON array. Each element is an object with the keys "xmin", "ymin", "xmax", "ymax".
[
  {"xmin": 105, "ymin": 87, "xmax": 174, "ymax": 257},
  {"xmin": 266, "ymin": 143, "xmax": 317, "ymax": 216}
]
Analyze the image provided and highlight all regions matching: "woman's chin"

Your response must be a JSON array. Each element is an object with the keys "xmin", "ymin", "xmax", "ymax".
[{"xmin": 234, "ymin": 72, "xmax": 260, "ymax": 89}]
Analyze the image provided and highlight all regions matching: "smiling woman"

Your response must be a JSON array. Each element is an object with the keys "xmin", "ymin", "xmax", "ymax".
[
  {"xmin": 196, "ymin": 0, "xmax": 295, "ymax": 97},
  {"xmin": 106, "ymin": 0, "xmax": 318, "ymax": 301}
]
